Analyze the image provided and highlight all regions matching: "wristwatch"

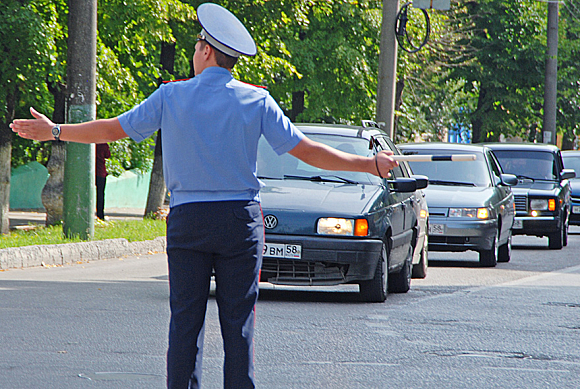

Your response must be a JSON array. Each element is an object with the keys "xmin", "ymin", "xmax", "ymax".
[{"xmin": 51, "ymin": 124, "xmax": 61, "ymax": 141}]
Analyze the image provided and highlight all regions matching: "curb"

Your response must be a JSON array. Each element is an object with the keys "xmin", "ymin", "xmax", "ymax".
[{"xmin": 0, "ymin": 237, "xmax": 166, "ymax": 270}]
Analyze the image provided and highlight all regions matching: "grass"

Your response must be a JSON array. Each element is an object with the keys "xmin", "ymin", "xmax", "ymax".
[{"xmin": 0, "ymin": 219, "xmax": 166, "ymax": 249}]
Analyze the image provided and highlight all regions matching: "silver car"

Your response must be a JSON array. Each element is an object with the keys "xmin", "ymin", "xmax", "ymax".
[{"xmin": 399, "ymin": 143, "xmax": 518, "ymax": 267}]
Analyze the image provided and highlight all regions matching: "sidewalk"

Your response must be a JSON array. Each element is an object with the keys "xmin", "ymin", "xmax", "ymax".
[{"xmin": 2, "ymin": 208, "xmax": 166, "ymax": 271}]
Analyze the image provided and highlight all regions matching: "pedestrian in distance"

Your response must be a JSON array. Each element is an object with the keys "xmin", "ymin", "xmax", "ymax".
[
  {"xmin": 95, "ymin": 143, "xmax": 110, "ymax": 220},
  {"xmin": 10, "ymin": 3, "xmax": 398, "ymax": 388}
]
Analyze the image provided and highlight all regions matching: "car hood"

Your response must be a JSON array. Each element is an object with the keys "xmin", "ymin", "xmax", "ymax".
[
  {"xmin": 260, "ymin": 179, "xmax": 380, "ymax": 215},
  {"xmin": 511, "ymin": 180, "xmax": 560, "ymax": 196},
  {"xmin": 423, "ymin": 185, "xmax": 498, "ymax": 208}
]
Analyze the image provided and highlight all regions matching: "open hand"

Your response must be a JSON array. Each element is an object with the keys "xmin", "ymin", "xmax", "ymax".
[{"xmin": 10, "ymin": 107, "xmax": 55, "ymax": 141}]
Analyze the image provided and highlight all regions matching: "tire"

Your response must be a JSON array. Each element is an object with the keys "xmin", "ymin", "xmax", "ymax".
[
  {"xmin": 563, "ymin": 218, "xmax": 569, "ymax": 247},
  {"xmin": 497, "ymin": 234, "xmax": 512, "ymax": 263},
  {"xmin": 412, "ymin": 236, "xmax": 428, "ymax": 279},
  {"xmin": 548, "ymin": 223, "xmax": 564, "ymax": 250},
  {"xmin": 389, "ymin": 248, "xmax": 412, "ymax": 293},
  {"xmin": 359, "ymin": 243, "xmax": 388, "ymax": 302},
  {"xmin": 479, "ymin": 233, "xmax": 498, "ymax": 267}
]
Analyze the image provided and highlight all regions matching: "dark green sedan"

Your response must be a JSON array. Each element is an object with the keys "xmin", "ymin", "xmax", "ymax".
[{"xmin": 257, "ymin": 123, "xmax": 427, "ymax": 302}]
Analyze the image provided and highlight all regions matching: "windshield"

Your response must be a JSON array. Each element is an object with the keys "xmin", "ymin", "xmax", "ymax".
[
  {"xmin": 562, "ymin": 155, "xmax": 580, "ymax": 178},
  {"xmin": 257, "ymin": 134, "xmax": 380, "ymax": 184},
  {"xmin": 493, "ymin": 150, "xmax": 557, "ymax": 181},
  {"xmin": 403, "ymin": 149, "xmax": 491, "ymax": 187}
]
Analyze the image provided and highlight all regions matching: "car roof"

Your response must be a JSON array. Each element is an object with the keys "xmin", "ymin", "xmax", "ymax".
[
  {"xmin": 295, "ymin": 123, "xmax": 387, "ymax": 141},
  {"xmin": 398, "ymin": 142, "xmax": 487, "ymax": 153},
  {"xmin": 484, "ymin": 142, "xmax": 560, "ymax": 152},
  {"xmin": 562, "ymin": 150, "xmax": 580, "ymax": 155}
]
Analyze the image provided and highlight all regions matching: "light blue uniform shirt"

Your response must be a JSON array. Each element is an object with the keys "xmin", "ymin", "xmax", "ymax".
[{"xmin": 118, "ymin": 67, "xmax": 304, "ymax": 207}]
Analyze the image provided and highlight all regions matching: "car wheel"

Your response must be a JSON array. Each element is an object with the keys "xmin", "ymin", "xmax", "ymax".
[
  {"xmin": 497, "ymin": 234, "xmax": 512, "ymax": 263},
  {"xmin": 479, "ymin": 233, "xmax": 498, "ymax": 267},
  {"xmin": 548, "ymin": 223, "xmax": 564, "ymax": 250},
  {"xmin": 359, "ymin": 243, "xmax": 388, "ymax": 302},
  {"xmin": 412, "ymin": 235, "xmax": 428, "ymax": 279},
  {"xmin": 389, "ymin": 248, "xmax": 412, "ymax": 293}
]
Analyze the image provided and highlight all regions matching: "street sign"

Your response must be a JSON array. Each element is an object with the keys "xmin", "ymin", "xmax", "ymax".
[{"xmin": 413, "ymin": 0, "xmax": 450, "ymax": 10}]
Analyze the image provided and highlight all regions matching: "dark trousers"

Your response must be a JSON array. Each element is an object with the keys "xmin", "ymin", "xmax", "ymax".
[
  {"xmin": 166, "ymin": 201, "xmax": 264, "ymax": 389},
  {"xmin": 96, "ymin": 176, "xmax": 107, "ymax": 220}
]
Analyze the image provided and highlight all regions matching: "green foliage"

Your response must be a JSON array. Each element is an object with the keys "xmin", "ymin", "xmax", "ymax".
[{"xmin": 449, "ymin": 0, "xmax": 547, "ymax": 141}]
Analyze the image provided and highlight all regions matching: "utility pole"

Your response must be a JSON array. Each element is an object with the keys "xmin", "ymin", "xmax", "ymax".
[
  {"xmin": 542, "ymin": 1, "xmax": 558, "ymax": 145},
  {"xmin": 63, "ymin": 0, "xmax": 97, "ymax": 239},
  {"xmin": 376, "ymin": 0, "xmax": 399, "ymax": 139}
]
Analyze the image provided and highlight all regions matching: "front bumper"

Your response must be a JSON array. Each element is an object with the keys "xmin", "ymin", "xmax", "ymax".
[
  {"xmin": 570, "ymin": 198, "xmax": 580, "ymax": 225},
  {"xmin": 511, "ymin": 214, "xmax": 561, "ymax": 236},
  {"xmin": 260, "ymin": 234, "xmax": 383, "ymax": 286},
  {"xmin": 427, "ymin": 218, "xmax": 498, "ymax": 253}
]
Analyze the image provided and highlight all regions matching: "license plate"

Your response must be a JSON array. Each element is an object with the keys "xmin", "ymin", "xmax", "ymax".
[
  {"xmin": 513, "ymin": 219, "xmax": 523, "ymax": 229},
  {"xmin": 573, "ymin": 206, "xmax": 580, "ymax": 214},
  {"xmin": 429, "ymin": 223, "xmax": 445, "ymax": 235},
  {"xmin": 263, "ymin": 243, "xmax": 302, "ymax": 259}
]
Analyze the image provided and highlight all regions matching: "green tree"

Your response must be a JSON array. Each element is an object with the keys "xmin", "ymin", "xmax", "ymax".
[
  {"xmin": 557, "ymin": 1, "xmax": 580, "ymax": 149},
  {"xmin": 0, "ymin": 0, "xmax": 59, "ymax": 233},
  {"xmin": 449, "ymin": 0, "xmax": 547, "ymax": 142}
]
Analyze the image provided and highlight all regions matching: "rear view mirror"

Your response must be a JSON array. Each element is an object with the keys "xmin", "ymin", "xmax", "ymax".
[
  {"xmin": 500, "ymin": 173, "xmax": 518, "ymax": 186},
  {"xmin": 561, "ymin": 169, "xmax": 576, "ymax": 180},
  {"xmin": 388, "ymin": 178, "xmax": 418, "ymax": 193},
  {"xmin": 411, "ymin": 175, "xmax": 429, "ymax": 189}
]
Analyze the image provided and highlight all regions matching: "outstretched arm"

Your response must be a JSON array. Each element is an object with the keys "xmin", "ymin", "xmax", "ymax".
[
  {"xmin": 288, "ymin": 136, "xmax": 398, "ymax": 178},
  {"xmin": 10, "ymin": 107, "xmax": 128, "ymax": 143}
]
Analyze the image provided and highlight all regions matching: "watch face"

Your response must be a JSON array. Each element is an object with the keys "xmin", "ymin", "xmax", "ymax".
[{"xmin": 52, "ymin": 126, "xmax": 60, "ymax": 138}]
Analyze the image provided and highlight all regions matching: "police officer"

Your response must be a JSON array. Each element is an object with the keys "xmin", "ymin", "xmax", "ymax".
[{"xmin": 11, "ymin": 3, "xmax": 398, "ymax": 388}]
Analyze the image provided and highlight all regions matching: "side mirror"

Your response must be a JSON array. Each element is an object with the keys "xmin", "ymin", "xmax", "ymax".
[
  {"xmin": 500, "ymin": 173, "xmax": 518, "ymax": 186},
  {"xmin": 561, "ymin": 169, "xmax": 576, "ymax": 180},
  {"xmin": 411, "ymin": 175, "xmax": 429, "ymax": 190},
  {"xmin": 388, "ymin": 177, "xmax": 418, "ymax": 193}
]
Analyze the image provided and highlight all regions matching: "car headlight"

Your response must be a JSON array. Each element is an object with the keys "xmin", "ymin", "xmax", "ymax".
[
  {"xmin": 317, "ymin": 218, "xmax": 368, "ymax": 236},
  {"xmin": 449, "ymin": 208, "xmax": 489, "ymax": 219},
  {"xmin": 530, "ymin": 198, "xmax": 556, "ymax": 211}
]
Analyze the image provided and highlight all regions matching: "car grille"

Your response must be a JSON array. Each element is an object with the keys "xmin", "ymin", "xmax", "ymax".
[
  {"xmin": 429, "ymin": 236, "xmax": 470, "ymax": 245},
  {"xmin": 261, "ymin": 258, "xmax": 348, "ymax": 285},
  {"xmin": 514, "ymin": 194, "xmax": 528, "ymax": 212}
]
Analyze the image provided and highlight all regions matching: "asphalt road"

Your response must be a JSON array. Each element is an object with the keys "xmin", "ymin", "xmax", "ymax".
[{"xmin": 1, "ymin": 227, "xmax": 579, "ymax": 388}]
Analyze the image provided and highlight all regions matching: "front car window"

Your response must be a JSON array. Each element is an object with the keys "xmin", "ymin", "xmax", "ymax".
[
  {"xmin": 403, "ymin": 149, "xmax": 491, "ymax": 187},
  {"xmin": 493, "ymin": 150, "xmax": 557, "ymax": 181},
  {"xmin": 562, "ymin": 154, "xmax": 580, "ymax": 178},
  {"xmin": 257, "ymin": 134, "xmax": 381, "ymax": 184}
]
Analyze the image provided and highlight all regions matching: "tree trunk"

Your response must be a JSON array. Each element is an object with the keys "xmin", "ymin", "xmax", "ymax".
[
  {"xmin": 144, "ymin": 131, "xmax": 166, "ymax": 218},
  {"xmin": 290, "ymin": 91, "xmax": 305, "ymax": 122},
  {"xmin": 144, "ymin": 41, "xmax": 175, "ymax": 219},
  {"xmin": 0, "ymin": 91, "xmax": 16, "ymax": 234},
  {"xmin": 393, "ymin": 78, "xmax": 405, "ymax": 139},
  {"xmin": 0, "ymin": 129, "xmax": 11, "ymax": 235},
  {"xmin": 42, "ymin": 81, "xmax": 67, "ymax": 225},
  {"xmin": 471, "ymin": 86, "xmax": 487, "ymax": 143}
]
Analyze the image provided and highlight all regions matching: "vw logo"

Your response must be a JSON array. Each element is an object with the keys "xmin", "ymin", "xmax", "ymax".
[{"xmin": 264, "ymin": 214, "xmax": 278, "ymax": 229}]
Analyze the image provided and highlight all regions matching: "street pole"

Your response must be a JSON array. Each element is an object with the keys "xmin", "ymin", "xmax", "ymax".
[
  {"xmin": 376, "ymin": 0, "xmax": 399, "ymax": 139},
  {"xmin": 542, "ymin": 1, "xmax": 558, "ymax": 145},
  {"xmin": 63, "ymin": 0, "xmax": 97, "ymax": 239}
]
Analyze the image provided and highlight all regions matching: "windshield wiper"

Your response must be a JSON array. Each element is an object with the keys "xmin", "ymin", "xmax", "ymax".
[
  {"xmin": 429, "ymin": 179, "xmax": 477, "ymax": 187},
  {"xmin": 516, "ymin": 175, "xmax": 554, "ymax": 182},
  {"xmin": 257, "ymin": 175, "xmax": 283, "ymax": 180},
  {"xmin": 516, "ymin": 175, "xmax": 536, "ymax": 181},
  {"xmin": 284, "ymin": 174, "xmax": 358, "ymax": 184}
]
